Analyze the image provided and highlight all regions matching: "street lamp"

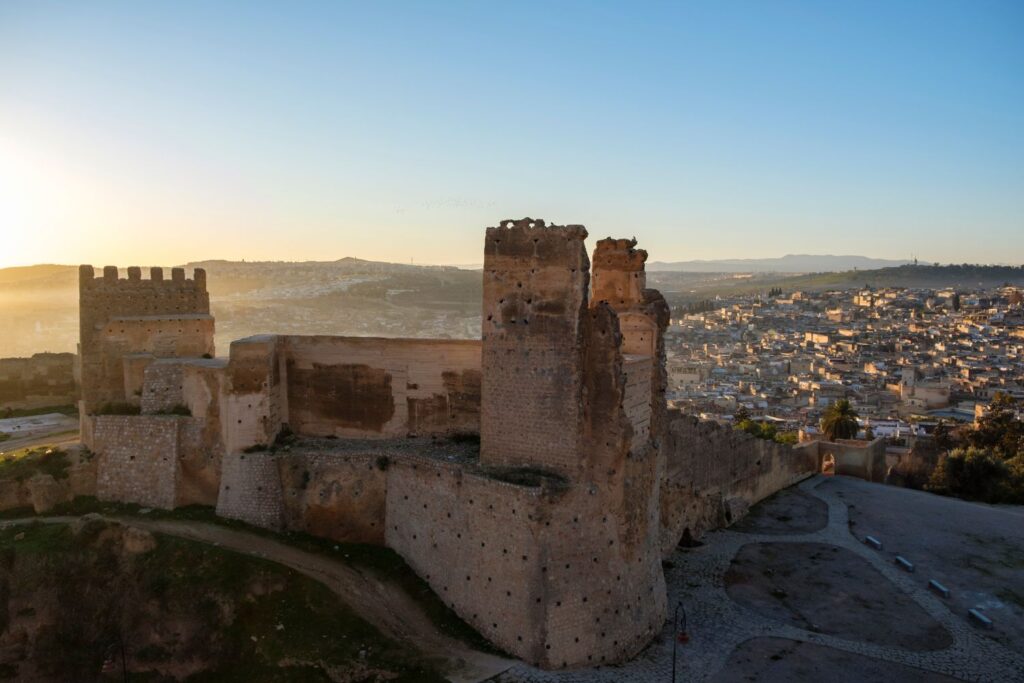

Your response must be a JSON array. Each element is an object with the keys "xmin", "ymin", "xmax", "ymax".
[{"xmin": 671, "ymin": 602, "xmax": 688, "ymax": 682}]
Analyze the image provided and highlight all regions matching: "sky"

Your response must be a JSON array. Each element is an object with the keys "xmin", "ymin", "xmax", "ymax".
[{"xmin": 1, "ymin": 1, "xmax": 1022, "ymax": 269}]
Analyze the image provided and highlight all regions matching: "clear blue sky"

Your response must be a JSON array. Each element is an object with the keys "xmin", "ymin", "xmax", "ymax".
[{"xmin": 1, "ymin": 1, "xmax": 1022, "ymax": 267}]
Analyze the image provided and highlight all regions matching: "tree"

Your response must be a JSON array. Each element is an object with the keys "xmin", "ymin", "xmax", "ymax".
[
  {"xmin": 951, "ymin": 292, "xmax": 961, "ymax": 311},
  {"xmin": 820, "ymin": 399, "xmax": 859, "ymax": 441},
  {"xmin": 926, "ymin": 447, "xmax": 1024, "ymax": 504},
  {"xmin": 933, "ymin": 419, "xmax": 955, "ymax": 454},
  {"xmin": 967, "ymin": 392, "xmax": 1023, "ymax": 457}
]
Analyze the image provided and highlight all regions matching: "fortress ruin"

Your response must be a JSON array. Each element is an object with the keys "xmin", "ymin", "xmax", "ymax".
[{"xmin": 78, "ymin": 219, "xmax": 816, "ymax": 668}]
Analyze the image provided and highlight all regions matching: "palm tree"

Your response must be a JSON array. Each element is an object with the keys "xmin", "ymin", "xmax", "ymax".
[{"xmin": 821, "ymin": 399, "xmax": 859, "ymax": 441}]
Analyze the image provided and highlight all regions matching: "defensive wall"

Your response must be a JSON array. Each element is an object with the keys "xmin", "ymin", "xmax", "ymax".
[
  {"xmin": 659, "ymin": 414, "xmax": 819, "ymax": 555},
  {"xmin": 77, "ymin": 265, "xmax": 213, "ymax": 415},
  {"xmin": 80, "ymin": 219, "xmax": 817, "ymax": 670},
  {"xmin": 0, "ymin": 352, "xmax": 77, "ymax": 410}
]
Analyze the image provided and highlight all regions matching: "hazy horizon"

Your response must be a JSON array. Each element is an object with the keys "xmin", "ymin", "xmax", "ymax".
[{"xmin": 2, "ymin": 1, "xmax": 1022, "ymax": 269}]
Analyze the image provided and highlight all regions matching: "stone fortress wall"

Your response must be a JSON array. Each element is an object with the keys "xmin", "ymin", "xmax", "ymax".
[
  {"xmin": 0, "ymin": 352, "xmax": 77, "ymax": 410},
  {"xmin": 659, "ymin": 415, "xmax": 818, "ymax": 555},
  {"xmin": 77, "ymin": 264, "xmax": 213, "ymax": 414},
  {"xmin": 79, "ymin": 219, "xmax": 817, "ymax": 669}
]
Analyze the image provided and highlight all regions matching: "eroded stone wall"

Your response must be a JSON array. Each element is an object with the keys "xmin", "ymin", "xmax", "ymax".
[
  {"xmin": 480, "ymin": 218, "xmax": 589, "ymax": 474},
  {"xmin": 93, "ymin": 415, "xmax": 184, "ymax": 509},
  {"xmin": 283, "ymin": 336, "xmax": 481, "ymax": 439},
  {"xmin": 659, "ymin": 414, "xmax": 817, "ymax": 555}
]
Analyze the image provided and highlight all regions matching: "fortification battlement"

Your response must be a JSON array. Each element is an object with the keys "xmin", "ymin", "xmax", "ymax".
[{"xmin": 79, "ymin": 264, "xmax": 207, "ymax": 290}]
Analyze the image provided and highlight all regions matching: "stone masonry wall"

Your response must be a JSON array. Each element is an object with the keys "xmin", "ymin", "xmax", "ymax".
[
  {"xmin": 480, "ymin": 218, "xmax": 590, "ymax": 475},
  {"xmin": 278, "ymin": 450, "xmax": 387, "ymax": 544},
  {"xmin": 283, "ymin": 336, "xmax": 481, "ymax": 439},
  {"xmin": 79, "ymin": 264, "xmax": 211, "ymax": 413},
  {"xmin": 386, "ymin": 458, "xmax": 550, "ymax": 663},
  {"xmin": 93, "ymin": 415, "xmax": 184, "ymax": 509},
  {"xmin": 216, "ymin": 451, "xmax": 285, "ymax": 529},
  {"xmin": 659, "ymin": 414, "xmax": 817, "ymax": 555}
]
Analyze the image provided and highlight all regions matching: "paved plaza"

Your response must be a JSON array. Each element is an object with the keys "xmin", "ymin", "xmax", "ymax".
[{"xmin": 493, "ymin": 475, "xmax": 1024, "ymax": 682}]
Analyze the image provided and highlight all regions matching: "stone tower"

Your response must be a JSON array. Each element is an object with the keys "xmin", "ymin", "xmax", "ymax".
[
  {"xmin": 480, "ymin": 218, "xmax": 590, "ymax": 475},
  {"xmin": 78, "ymin": 265, "xmax": 214, "ymax": 418}
]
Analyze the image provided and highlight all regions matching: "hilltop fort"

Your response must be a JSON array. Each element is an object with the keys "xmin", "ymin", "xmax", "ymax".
[{"xmin": 78, "ymin": 219, "xmax": 816, "ymax": 668}]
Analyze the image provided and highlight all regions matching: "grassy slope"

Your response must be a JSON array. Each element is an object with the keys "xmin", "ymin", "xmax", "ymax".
[
  {"xmin": 0, "ymin": 496, "xmax": 498, "ymax": 656},
  {"xmin": 0, "ymin": 521, "xmax": 448, "ymax": 682}
]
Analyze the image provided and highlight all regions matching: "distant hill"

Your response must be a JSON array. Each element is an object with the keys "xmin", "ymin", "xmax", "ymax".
[{"xmin": 648, "ymin": 254, "xmax": 912, "ymax": 273}]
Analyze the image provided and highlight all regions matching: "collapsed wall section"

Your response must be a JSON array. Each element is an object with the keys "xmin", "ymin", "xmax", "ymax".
[{"xmin": 480, "ymin": 218, "xmax": 589, "ymax": 475}]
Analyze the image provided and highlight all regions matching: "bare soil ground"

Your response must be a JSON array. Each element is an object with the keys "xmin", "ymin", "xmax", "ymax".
[
  {"xmin": 725, "ymin": 541, "xmax": 952, "ymax": 650},
  {"xmin": 713, "ymin": 637, "xmax": 961, "ymax": 683},
  {"xmin": 825, "ymin": 476, "xmax": 1024, "ymax": 653},
  {"xmin": 732, "ymin": 487, "xmax": 828, "ymax": 535}
]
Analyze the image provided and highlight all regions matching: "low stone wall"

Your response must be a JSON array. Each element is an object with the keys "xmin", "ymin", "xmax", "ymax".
[
  {"xmin": 93, "ymin": 415, "xmax": 184, "ymax": 509},
  {"xmin": 660, "ymin": 415, "xmax": 817, "ymax": 555}
]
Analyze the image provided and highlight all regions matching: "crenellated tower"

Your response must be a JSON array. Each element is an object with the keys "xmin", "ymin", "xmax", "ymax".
[{"xmin": 78, "ymin": 265, "xmax": 214, "ymax": 418}]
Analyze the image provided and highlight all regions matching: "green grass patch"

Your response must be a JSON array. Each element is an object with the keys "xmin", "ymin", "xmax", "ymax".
[{"xmin": 0, "ymin": 447, "xmax": 70, "ymax": 482}]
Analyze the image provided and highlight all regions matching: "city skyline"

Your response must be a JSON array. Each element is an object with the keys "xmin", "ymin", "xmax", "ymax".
[{"xmin": 1, "ymin": 1, "xmax": 1022, "ymax": 269}]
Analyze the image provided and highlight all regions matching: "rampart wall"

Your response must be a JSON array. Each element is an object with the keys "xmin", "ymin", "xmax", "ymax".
[
  {"xmin": 659, "ymin": 414, "xmax": 817, "ymax": 555},
  {"xmin": 93, "ymin": 415, "xmax": 188, "ymax": 509},
  {"xmin": 0, "ymin": 352, "xmax": 77, "ymax": 410},
  {"xmin": 283, "ymin": 336, "xmax": 481, "ymax": 438}
]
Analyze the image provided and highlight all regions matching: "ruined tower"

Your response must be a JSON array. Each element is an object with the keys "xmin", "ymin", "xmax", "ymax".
[
  {"xmin": 480, "ymin": 218, "xmax": 590, "ymax": 474},
  {"xmin": 473, "ymin": 219, "xmax": 668, "ymax": 667}
]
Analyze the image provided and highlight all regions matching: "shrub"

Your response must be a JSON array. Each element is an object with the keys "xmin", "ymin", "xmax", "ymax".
[
  {"xmin": 153, "ymin": 404, "xmax": 191, "ymax": 417},
  {"xmin": 926, "ymin": 447, "xmax": 1024, "ymax": 504},
  {"xmin": 94, "ymin": 402, "xmax": 140, "ymax": 416}
]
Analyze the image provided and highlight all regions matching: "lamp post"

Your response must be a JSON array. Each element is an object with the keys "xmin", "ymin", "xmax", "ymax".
[{"xmin": 671, "ymin": 602, "xmax": 688, "ymax": 682}]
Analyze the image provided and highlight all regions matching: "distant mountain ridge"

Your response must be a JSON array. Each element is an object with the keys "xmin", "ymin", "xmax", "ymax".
[{"xmin": 648, "ymin": 254, "xmax": 913, "ymax": 273}]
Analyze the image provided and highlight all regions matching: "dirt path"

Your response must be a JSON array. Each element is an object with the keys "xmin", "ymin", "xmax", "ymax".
[{"xmin": 0, "ymin": 515, "xmax": 513, "ymax": 683}]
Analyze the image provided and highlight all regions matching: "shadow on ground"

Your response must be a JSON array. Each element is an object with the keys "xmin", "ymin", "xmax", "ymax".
[{"xmin": 714, "ymin": 637, "xmax": 961, "ymax": 683}]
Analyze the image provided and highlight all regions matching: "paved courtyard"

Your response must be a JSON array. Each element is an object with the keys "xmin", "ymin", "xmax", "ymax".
[{"xmin": 492, "ymin": 475, "xmax": 1024, "ymax": 682}]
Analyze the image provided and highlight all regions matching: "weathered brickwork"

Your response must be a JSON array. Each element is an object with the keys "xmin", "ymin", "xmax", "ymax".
[
  {"xmin": 480, "ymin": 219, "xmax": 589, "ymax": 474},
  {"xmin": 81, "ymin": 219, "xmax": 818, "ymax": 671},
  {"xmin": 216, "ymin": 452, "xmax": 285, "ymax": 529},
  {"xmin": 283, "ymin": 336, "xmax": 481, "ymax": 438},
  {"xmin": 278, "ymin": 449, "xmax": 387, "ymax": 543},
  {"xmin": 659, "ymin": 414, "xmax": 819, "ymax": 555},
  {"xmin": 93, "ymin": 415, "xmax": 184, "ymax": 509},
  {"xmin": 78, "ymin": 264, "xmax": 212, "ymax": 415},
  {"xmin": 0, "ymin": 352, "xmax": 77, "ymax": 410}
]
